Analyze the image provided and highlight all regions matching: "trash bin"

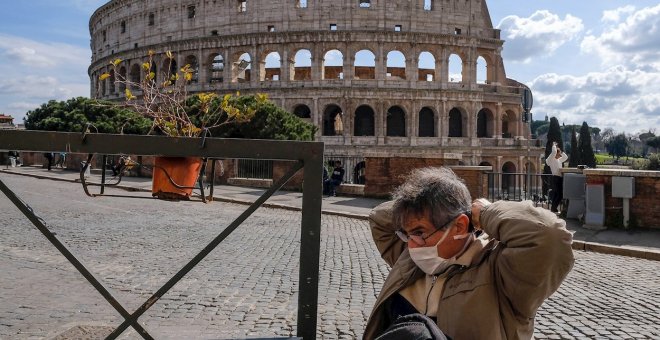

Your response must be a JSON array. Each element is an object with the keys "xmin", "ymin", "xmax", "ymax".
[{"xmin": 80, "ymin": 161, "xmax": 91, "ymax": 178}]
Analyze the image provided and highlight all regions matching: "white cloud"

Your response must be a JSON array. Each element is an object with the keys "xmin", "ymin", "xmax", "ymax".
[
  {"xmin": 498, "ymin": 10, "xmax": 584, "ymax": 63},
  {"xmin": 0, "ymin": 34, "xmax": 90, "ymax": 69},
  {"xmin": 581, "ymin": 4, "xmax": 660, "ymax": 68},
  {"xmin": 530, "ymin": 65, "xmax": 660, "ymax": 133},
  {"xmin": 602, "ymin": 6, "xmax": 636, "ymax": 23}
]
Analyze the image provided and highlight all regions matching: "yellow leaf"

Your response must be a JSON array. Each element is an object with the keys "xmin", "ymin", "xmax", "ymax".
[
  {"xmin": 142, "ymin": 62, "xmax": 151, "ymax": 71},
  {"xmin": 148, "ymin": 50, "xmax": 155, "ymax": 57},
  {"xmin": 125, "ymin": 88, "xmax": 135, "ymax": 100},
  {"xmin": 99, "ymin": 73, "xmax": 111, "ymax": 81},
  {"xmin": 184, "ymin": 72, "xmax": 193, "ymax": 81},
  {"xmin": 111, "ymin": 58, "xmax": 123, "ymax": 67},
  {"xmin": 147, "ymin": 72, "xmax": 155, "ymax": 80}
]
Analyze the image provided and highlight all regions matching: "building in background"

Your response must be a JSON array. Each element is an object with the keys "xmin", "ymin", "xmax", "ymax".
[{"xmin": 89, "ymin": 0, "xmax": 542, "ymax": 181}]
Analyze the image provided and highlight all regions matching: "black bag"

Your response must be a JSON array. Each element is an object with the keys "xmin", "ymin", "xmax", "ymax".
[{"xmin": 375, "ymin": 313, "xmax": 450, "ymax": 340}]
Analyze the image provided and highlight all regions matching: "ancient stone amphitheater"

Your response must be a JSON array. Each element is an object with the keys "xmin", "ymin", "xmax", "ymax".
[{"xmin": 89, "ymin": 0, "xmax": 541, "ymax": 179}]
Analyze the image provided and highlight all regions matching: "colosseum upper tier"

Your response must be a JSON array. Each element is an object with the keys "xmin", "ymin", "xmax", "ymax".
[{"xmin": 89, "ymin": 0, "xmax": 541, "ymax": 174}]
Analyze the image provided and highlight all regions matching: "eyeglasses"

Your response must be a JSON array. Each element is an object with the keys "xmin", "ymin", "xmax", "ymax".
[{"xmin": 395, "ymin": 214, "xmax": 460, "ymax": 246}]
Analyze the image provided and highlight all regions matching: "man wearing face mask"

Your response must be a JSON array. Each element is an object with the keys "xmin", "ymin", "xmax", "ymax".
[{"xmin": 363, "ymin": 167, "xmax": 575, "ymax": 339}]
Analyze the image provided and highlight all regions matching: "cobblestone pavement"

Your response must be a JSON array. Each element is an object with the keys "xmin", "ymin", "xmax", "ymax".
[{"xmin": 1, "ymin": 174, "xmax": 658, "ymax": 340}]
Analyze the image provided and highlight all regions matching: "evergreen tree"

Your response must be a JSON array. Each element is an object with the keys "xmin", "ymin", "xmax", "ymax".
[
  {"xmin": 577, "ymin": 121, "xmax": 596, "ymax": 168},
  {"xmin": 569, "ymin": 127, "xmax": 579, "ymax": 167}
]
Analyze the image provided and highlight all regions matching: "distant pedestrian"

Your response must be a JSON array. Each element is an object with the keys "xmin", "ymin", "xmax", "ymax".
[
  {"xmin": 327, "ymin": 161, "xmax": 345, "ymax": 196},
  {"xmin": 55, "ymin": 152, "xmax": 67, "ymax": 168},
  {"xmin": 546, "ymin": 142, "xmax": 568, "ymax": 213},
  {"xmin": 44, "ymin": 152, "xmax": 54, "ymax": 171},
  {"xmin": 8, "ymin": 151, "xmax": 19, "ymax": 168}
]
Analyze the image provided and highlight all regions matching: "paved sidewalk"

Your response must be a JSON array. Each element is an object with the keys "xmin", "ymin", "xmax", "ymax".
[{"xmin": 2, "ymin": 165, "xmax": 659, "ymax": 260}]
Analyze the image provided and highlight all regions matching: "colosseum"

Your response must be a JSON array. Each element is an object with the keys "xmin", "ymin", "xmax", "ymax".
[{"xmin": 89, "ymin": 0, "xmax": 543, "ymax": 184}]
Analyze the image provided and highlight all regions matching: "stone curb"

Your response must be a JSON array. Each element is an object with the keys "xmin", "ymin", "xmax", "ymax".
[{"xmin": 2, "ymin": 169, "xmax": 657, "ymax": 261}]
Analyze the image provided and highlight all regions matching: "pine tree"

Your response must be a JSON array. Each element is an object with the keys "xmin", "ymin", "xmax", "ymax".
[
  {"xmin": 577, "ymin": 121, "xmax": 596, "ymax": 168},
  {"xmin": 569, "ymin": 127, "xmax": 579, "ymax": 167}
]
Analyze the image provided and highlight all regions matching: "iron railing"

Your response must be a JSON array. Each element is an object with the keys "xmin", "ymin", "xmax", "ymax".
[
  {"xmin": 484, "ymin": 172, "xmax": 552, "ymax": 209},
  {"xmin": 0, "ymin": 130, "xmax": 323, "ymax": 340},
  {"xmin": 236, "ymin": 159, "xmax": 273, "ymax": 179},
  {"xmin": 323, "ymin": 155, "xmax": 366, "ymax": 184}
]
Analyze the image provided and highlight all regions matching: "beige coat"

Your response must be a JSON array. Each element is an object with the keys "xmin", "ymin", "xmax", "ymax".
[{"xmin": 363, "ymin": 200, "xmax": 575, "ymax": 340}]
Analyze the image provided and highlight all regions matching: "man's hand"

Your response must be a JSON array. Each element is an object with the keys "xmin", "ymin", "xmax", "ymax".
[{"xmin": 471, "ymin": 198, "xmax": 491, "ymax": 230}]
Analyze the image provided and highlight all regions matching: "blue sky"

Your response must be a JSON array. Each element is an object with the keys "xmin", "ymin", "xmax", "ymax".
[{"xmin": 1, "ymin": 0, "xmax": 659, "ymax": 136}]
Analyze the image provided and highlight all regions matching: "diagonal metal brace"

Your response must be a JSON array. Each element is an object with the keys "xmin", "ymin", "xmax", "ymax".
[
  {"xmin": 0, "ymin": 178, "xmax": 155, "ymax": 339},
  {"xmin": 106, "ymin": 160, "xmax": 305, "ymax": 339}
]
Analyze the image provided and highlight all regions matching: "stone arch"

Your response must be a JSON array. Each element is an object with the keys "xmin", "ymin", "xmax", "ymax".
[
  {"xmin": 293, "ymin": 104, "xmax": 311, "ymax": 119},
  {"xmin": 525, "ymin": 161, "xmax": 536, "ymax": 174},
  {"xmin": 479, "ymin": 161, "xmax": 492, "ymax": 167},
  {"xmin": 354, "ymin": 105, "xmax": 376, "ymax": 136},
  {"xmin": 354, "ymin": 49, "xmax": 376, "ymax": 80},
  {"xmin": 161, "ymin": 56, "xmax": 177, "ymax": 81},
  {"xmin": 293, "ymin": 49, "xmax": 312, "ymax": 81},
  {"xmin": 262, "ymin": 51, "xmax": 281, "ymax": 81},
  {"xmin": 448, "ymin": 107, "xmax": 466, "ymax": 137},
  {"xmin": 477, "ymin": 108, "xmax": 494, "ymax": 138},
  {"xmin": 418, "ymin": 107, "xmax": 436, "ymax": 137},
  {"xmin": 502, "ymin": 110, "xmax": 517, "ymax": 138},
  {"xmin": 232, "ymin": 51, "xmax": 252, "ymax": 83},
  {"xmin": 109, "ymin": 69, "xmax": 116, "ymax": 94},
  {"xmin": 386, "ymin": 50, "xmax": 406, "ymax": 80},
  {"xmin": 501, "ymin": 161, "xmax": 517, "ymax": 193},
  {"xmin": 184, "ymin": 55, "xmax": 199, "ymax": 83},
  {"xmin": 448, "ymin": 53, "xmax": 463, "ymax": 83},
  {"xmin": 322, "ymin": 104, "xmax": 343, "ymax": 136},
  {"xmin": 386, "ymin": 105, "xmax": 406, "ymax": 137},
  {"xmin": 99, "ymin": 70, "xmax": 106, "ymax": 96},
  {"xmin": 129, "ymin": 63, "xmax": 140, "ymax": 88},
  {"xmin": 476, "ymin": 56, "xmax": 488, "ymax": 84},
  {"xmin": 353, "ymin": 161, "xmax": 366, "ymax": 185},
  {"xmin": 323, "ymin": 49, "xmax": 344, "ymax": 80},
  {"xmin": 418, "ymin": 51, "xmax": 435, "ymax": 81},
  {"xmin": 117, "ymin": 66, "xmax": 126, "ymax": 93},
  {"xmin": 209, "ymin": 53, "xmax": 224, "ymax": 83}
]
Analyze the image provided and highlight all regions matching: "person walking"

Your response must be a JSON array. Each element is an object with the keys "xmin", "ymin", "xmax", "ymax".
[
  {"xmin": 545, "ymin": 142, "xmax": 568, "ymax": 213},
  {"xmin": 327, "ymin": 161, "xmax": 345, "ymax": 196},
  {"xmin": 363, "ymin": 167, "xmax": 574, "ymax": 339},
  {"xmin": 44, "ymin": 152, "xmax": 54, "ymax": 171}
]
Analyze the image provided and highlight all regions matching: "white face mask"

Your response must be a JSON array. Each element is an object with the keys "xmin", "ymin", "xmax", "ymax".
[{"xmin": 409, "ymin": 225, "xmax": 473, "ymax": 275}]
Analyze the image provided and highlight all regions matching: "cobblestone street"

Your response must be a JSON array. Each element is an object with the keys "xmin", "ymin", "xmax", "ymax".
[{"xmin": 1, "ymin": 174, "xmax": 659, "ymax": 339}]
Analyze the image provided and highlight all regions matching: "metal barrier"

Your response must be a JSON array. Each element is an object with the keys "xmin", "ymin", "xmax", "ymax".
[
  {"xmin": 484, "ymin": 172, "xmax": 552, "ymax": 209},
  {"xmin": 236, "ymin": 158, "xmax": 273, "ymax": 179},
  {"xmin": 323, "ymin": 155, "xmax": 366, "ymax": 184},
  {"xmin": 0, "ymin": 130, "xmax": 323, "ymax": 340}
]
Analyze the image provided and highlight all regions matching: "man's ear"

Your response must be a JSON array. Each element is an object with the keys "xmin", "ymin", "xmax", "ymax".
[{"xmin": 455, "ymin": 214, "xmax": 470, "ymax": 234}]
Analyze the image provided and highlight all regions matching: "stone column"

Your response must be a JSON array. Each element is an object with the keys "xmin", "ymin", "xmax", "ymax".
[{"xmin": 495, "ymin": 102, "xmax": 503, "ymax": 138}]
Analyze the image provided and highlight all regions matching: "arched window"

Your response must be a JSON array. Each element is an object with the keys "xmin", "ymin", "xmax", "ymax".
[
  {"xmin": 323, "ymin": 49, "xmax": 344, "ymax": 80},
  {"xmin": 184, "ymin": 55, "xmax": 199, "ymax": 83},
  {"xmin": 129, "ymin": 64, "xmax": 140, "ymax": 89},
  {"xmin": 293, "ymin": 49, "xmax": 312, "ymax": 81},
  {"xmin": 418, "ymin": 107, "xmax": 435, "ymax": 137},
  {"xmin": 210, "ymin": 54, "xmax": 224, "ymax": 83},
  {"xmin": 354, "ymin": 50, "xmax": 376, "ymax": 80},
  {"xmin": 109, "ymin": 69, "xmax": 116, "ymax": 94},
  {"xmin": 502, "ymin": 161, "xmax": 517, "ymax": 195},
  {"xmin": 502, "ymin": 110, "xmax": 516, "ymax": 138},
  {"xmin": 293, "ymin": 104, "xmax": 311, "ymax": 119},
  {"xmin": 118, "ymin": 66, "xmax": 127, "ymax": 93},
  {"xmin": 477, "ymin": 56, "xmax": 488, "ymax": 84},
  {"xmin": 448, "ymin": 108, "xmax": 463, "ymax": 137},
  {"xmin": 477, "ymin": 109, "xmax": 493, "ymax": 138},
  {"xmin": 418, "ymin": 51, "xmax": 435, "ymax": 81},
  {"xmin": 386, "ymin": 106, "xmax": 406, "ymax": 137},
  {"xmin": 448, "ymin": 54, "xmax": 462, "ymax": 83},
  {"xmin": 262, "ymin": 51, "xmax": 281, "ymax": 81},
  {"xmin": 354, "ymin": 105, "xmax": 375, "ymax": 136},
  {"xmin": 233, "ymin": 52, "xmax": 251, "ymax": 82},
  {"xmin": 322, "ymin": 105, "xmax": 343, "ymax": 136},
  {"xmin": 162, "ymin": 57, "xmax": 177, "ymax": 84},
  {"xmin": 386, "ymin": 51, "xmax": 406, "ymax": 80}
]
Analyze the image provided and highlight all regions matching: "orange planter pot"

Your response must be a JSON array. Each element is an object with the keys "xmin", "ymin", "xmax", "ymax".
[{"xmin": 152, "ymin": 156, "xmax": 203, "ymax": 199}]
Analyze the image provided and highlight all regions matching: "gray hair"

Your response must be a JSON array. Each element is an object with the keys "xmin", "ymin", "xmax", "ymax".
[{"xmin": 392, "ymin": 167, "xmax": 472, "ymax": 231}]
